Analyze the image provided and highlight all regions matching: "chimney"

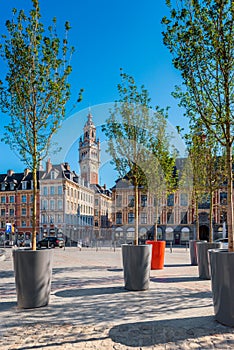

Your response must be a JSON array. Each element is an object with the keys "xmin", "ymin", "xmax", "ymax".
[
  {"xmin": 64, "ymin": 162, "xmax": 70, "ymax": 171},
  {"xmin": 46, "ymin": 159, "xmax": 52, "ymax": 173},
  {"xmin": 7, "ymin": 169, "xmax": 14, "ymax": 176},
  {"xmin": 24, "ymin": 168, "xmax": 30, "ymax": 176}
]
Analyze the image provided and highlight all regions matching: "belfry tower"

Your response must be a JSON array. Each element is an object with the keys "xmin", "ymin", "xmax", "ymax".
[{"xmin": 79, "ymin": 113, "xmax": 100, "ymax": 184}]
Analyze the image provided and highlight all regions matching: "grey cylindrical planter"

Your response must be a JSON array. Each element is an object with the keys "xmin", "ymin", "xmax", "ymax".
[
  {"xmin": 189, "ymin": 240, "xmax": 199, "ymax": 265},
  {"xmin": 189, "ymin": 240, "xmax": 207, "ymax": 266},
  {"xmin": 122, "ymin": 244, "xmax": 152, "ymax": 291},
  {"xmin": 13, "ymin": 249, "xmax": 53, "ymax": 309},
  {"xmin": 209, "ymin": 249, "xmax": 234, "ymax": 327},
  {"xmin": 197, "ymin": 242, "xmax": 221, "ymax": 279}
]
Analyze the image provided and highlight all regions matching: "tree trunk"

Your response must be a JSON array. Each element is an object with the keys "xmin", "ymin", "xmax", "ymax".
[
  {"xmin": 32, "ymin": 163, "xmax": 37, "ymax": 251},
  {"xmin": 134, "ymin": 184, "xmax": 139, "ymax": 246},
  {"xmin": 226, "ymin": 142, "xmax": 234, "ymax": 252},
  {"xmin": 195, "ymin": 195, "xmax": 199, "ymax": 241},
  {"xmin": 209, "ymin": 191, "xmax": 213, "ymax": 243},
  {"xmin": 154, "ymin": 200, "xmax": 159, "ymax": 241}
]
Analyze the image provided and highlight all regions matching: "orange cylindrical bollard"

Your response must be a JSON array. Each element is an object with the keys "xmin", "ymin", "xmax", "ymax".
[{"xmin": 146, "ymin": 240, "xmax": 166, "ymax": 270}]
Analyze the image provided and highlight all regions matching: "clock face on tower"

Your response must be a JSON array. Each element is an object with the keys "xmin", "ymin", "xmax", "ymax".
[{"xmin": 91, "ymin": 164, "xmax": 96, "ymax": 172}]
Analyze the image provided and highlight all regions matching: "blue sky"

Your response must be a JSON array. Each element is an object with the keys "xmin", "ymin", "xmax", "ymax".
[{"xmin": 0, "ymin": 0, "xmax": 187, "ymax": 188}]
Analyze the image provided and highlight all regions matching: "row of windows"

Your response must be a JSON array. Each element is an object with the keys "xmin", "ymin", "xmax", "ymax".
[
  {"xmin": 68, "ymin": 202, "xmax": 93, "ymax": 215},
  {"xmin": 116, "ymin": 194, "xmax": 189, "ymax": 208},
  {"xmin": 67, "ymin": 186, "xmax": 93, "ymax": 203},
  {"xmin": 1, "ymin": 220, "xmax": 30, "ymax": 228},
  {"xmin": 115, "ymin": 211, "xmax": 188, "ymax": 225},
  {"xmin": 116, "ymin": 192, "xmax": 228, "ymax": 208},
  {"xmin": 1, "ymin": 181, "xmax": 33, "ymax": 191},
  {"xmin": 94, "ymin": 197, "xmax": 111, "ymax": 208},
  {"xmin": 41, "ymin": 199, "xmax": 63, "ymax": 211},
  {"xmin": 41, "ymin": 199, "xmax": 93, "ymax": 216},
  {"xmin": 41, "ymin": 185, "xmax": 94, "ymax": 204},
  {"xmin": 41, "ymin": 214, "xmax": 63, "ymax": 224},
  {"xmin": 0, "ymin": 208, "xmax": 33, "ymax": 217},
  {"xmin": 42, "ymin": 186, "xmax": 63, "ymax": 196},
  {"xmin": 67, "ymin": 214, "xmax": 93, "ymax": 226},
  {"xmin": 1, "ymin": 195, "xmax": 33, "ymax": 203}
]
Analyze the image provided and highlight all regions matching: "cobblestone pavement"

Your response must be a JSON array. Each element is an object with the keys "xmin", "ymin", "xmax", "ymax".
[{"xmin": 1, "ymin": 246, "xmax": 234, "ymax": 349}]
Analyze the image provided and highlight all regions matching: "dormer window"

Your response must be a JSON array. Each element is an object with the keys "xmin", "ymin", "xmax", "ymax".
[
  {"xmin": 1, "ymin": 183, "xmax": 5, "ymax": 191},
  {"xmin": 10, "ymin": 182, "xmax": 15, "ymax": 191},
  {"xmin": 51, "ymin": 170, "xmax": 59, "ymax": 180},
  {"xmin": 22, "ymin": 181, "xmax": 27, "ymax": 190}
]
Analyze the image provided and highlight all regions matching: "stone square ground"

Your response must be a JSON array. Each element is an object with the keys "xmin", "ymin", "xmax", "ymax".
[{"xmin": 1, "ymin": 246, "xmax": 234, "ymax": 349}]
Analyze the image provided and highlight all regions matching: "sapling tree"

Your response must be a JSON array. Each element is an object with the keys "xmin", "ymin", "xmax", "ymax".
[
  {"xmin": 184, "ymin": 127, "xmax": 210, "ymax": 240},
  {"xmin": 103, "ymin": 70, "xmax": 175, "ymax": 245},
  {"xmin": 142, "ymin": 107, "xmax": 177, "ymax": 241},
  {"xmin": 0, "ymin": 0, "xmax": 79, "ymax": 250},
  {"xmin": 202, "ymin": 135, "xmax": 227, "ymax": 242},
  {"xmin": 103, "ymin": 71, "xmax": 151, "ymax": 245},
  {"xmin": 162, "ymin": 0, "xmax": 234, "ymax": 250}
]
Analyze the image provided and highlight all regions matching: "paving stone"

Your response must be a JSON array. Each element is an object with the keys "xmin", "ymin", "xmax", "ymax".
[{"xmin": 1, "ymin": 247, "xmax": 234, "ymax": 349}]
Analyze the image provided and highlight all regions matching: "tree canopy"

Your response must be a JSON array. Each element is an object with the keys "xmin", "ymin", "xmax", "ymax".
[
  {"xmin": 103, "ymin": 70, "xmax": 176, "ymax": 244},
  {"xmin": 0, "ymin": 0, "xmax": 76, "ymax": 250},
  {"xmin": 162, "ymin": 0, "xmax": 234, "ymax": 250}
]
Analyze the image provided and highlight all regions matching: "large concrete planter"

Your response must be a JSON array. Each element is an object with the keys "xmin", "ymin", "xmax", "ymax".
[
  {"xmin": 189, "ymin": 240, "xmax": 207, "ymax": 266},
  {"xmin": 189, "ymin": 240, "xmax": 199, "ymax": 265},
  {"xmin": 196, "ymin": 242, "xmax": 221, "ymax": 279},
  {"xmin": 13, "ymin": 249, "xmax": 53, "ymax": 309},
  {"xmin": 209, "ymin": 249, "xmax": 234, "ymax": 327},
  {"xmin": 146, "ymin": 240, "xmax": 165, "ymax": 270},
  {"xmin": 122, "ymin": 244, "xmax": 152, "ymax": 291}
]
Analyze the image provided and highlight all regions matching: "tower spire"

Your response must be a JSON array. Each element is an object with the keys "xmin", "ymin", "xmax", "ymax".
[{"xmin": 78, "ymin": 113, "xmax": 100, "ymax": 184}]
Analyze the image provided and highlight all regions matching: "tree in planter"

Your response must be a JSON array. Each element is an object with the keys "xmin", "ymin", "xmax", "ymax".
[
  {"xmin": 142, "ymin": 108, "xmax": 177, "ymax": 241},
  {"xmin": 183, "ymin": 128, "xmax": 208, "ymax": 240},
  {"xmin": 0, "ymin": 0, "xmax": 79, "ymax": 250},
  {"xmin": 103, "ymin": 70, "xmax": 150, "ymax": 245},
  {"xmin": 202, "ymin": 135, "xmax": 227, "ymax": 242},
  {"xmin": 162, "ymin": 0, "xmax": 234, "ymax": 251},
  {"xmin": 103, "ymin": 70, "xmax": 171, "ymax": 245}
]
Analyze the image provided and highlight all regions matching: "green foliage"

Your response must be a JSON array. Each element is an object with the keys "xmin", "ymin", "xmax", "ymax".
[
  {"xmin": 162, "ymin": 0, "xmax": 234, "ymax": 145},
  {"xmin": 162, "ymin": 0, "xmax": 234, "ymax": 249},
  {"xmin": 103, "ymin": 70, "xmax": 176, "ymax": 243},
  {"xmin": 0, "ymin": 0, "xmax": 74, "ymax": 168},
  {"xmin": 0, "ymin": 0, "xmax": 75, "ymax": 250}
]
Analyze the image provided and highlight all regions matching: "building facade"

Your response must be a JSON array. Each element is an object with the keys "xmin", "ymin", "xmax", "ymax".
[
  {"xmin": 111, "ymin": 176, "xmax": 229, "ymax": 245},
  {"xmin": 40, "ymin": 160, "xmax": 95, "ymax": 244},
  {"xmin": 0, "ymin": 169, "xmax": 40, "ymax": 244},
  {"xmin": 0, "ymin": 113, "xmax": 231, "ymax": 247}
]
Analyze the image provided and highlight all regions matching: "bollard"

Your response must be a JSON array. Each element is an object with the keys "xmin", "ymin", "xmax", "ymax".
[{"xmin": 170, "ymin": 241, "xmax": 172, "ymax": 253}]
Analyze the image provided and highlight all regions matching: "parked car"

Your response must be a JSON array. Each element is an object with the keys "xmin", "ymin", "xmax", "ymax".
[
  {"xmin": 37, "ymin": 236, "xmax": 64, "ymax": 248},
  {"xmin": 17, "ymin": 239, "xmax": 31, "ymax": 247},
  {"xmin": 214, "ymin": 238, "xmax": 228, "ymax": 249}
]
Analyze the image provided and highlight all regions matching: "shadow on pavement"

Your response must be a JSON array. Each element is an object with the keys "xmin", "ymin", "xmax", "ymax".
[
  {"xmin": 164, "ymin": 263, "xmax": 192, "ymax": 267},
  {"xmin": 55, "ymin": 285, "xmax": 127, "ymax": 298},
  {"xmin": 0, "ymin": 301, "xmax": 17, "ymax": 311},
  {"xmin": 53, "ymin": 265, "xmax": 116, "ymax": 274},
  {"xmin": 151, "ymin": 276, "xmax": 200, "ymax": 283},
  {"xmin": 109, "ymin": 316, "xmax": 234, "ymax": 348},
  {"xmin": 0, "ymin": 270, "xmax": 14, "ymax": 278}
]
